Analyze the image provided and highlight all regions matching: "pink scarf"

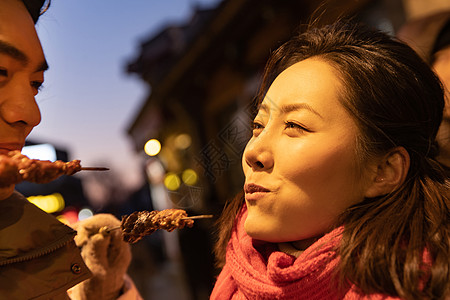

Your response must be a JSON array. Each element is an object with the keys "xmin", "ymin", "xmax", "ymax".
[{"xmin": 210, "ymin": 205, "xmax": 399, "ymax": 300}]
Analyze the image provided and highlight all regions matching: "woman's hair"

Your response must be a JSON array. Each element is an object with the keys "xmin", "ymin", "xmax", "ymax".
[
  {"xmin": 22, "ymin": 0, "xmax": 50, "ymax": 23},
  {"xmin": 214, "ymin": 21, "xmax": 450, "ymax": 299}
]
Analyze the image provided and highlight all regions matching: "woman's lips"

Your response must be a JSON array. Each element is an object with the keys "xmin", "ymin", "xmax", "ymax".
[
  {"xmin": 244, "ymin": 183, "xmax": 270, "ymax": 201},
  {"xmin": 245, "ymin": 183, "xmax": 270, "ymax": 193}
]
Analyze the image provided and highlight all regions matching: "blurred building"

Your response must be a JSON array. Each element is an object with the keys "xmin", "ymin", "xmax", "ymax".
[{"xmin": 124, "ymin": 0, "xmax": 447, "ymax": 298}]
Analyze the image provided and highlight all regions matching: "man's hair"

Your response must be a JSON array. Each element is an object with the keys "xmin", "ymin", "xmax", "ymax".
[{"xmin": 22, "ymin": 0, "xmax": 49, "ymax": 23}]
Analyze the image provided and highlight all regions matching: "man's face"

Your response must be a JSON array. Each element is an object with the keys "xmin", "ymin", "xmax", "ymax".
[{"xmin": 0, "ymin": 0, "xmax": 46, "ymax": 197}]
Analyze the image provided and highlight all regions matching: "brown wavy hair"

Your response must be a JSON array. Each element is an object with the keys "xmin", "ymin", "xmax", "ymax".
[{"xmin": 214, "ymin": 21, "xmax": 450, "ymax": 299}]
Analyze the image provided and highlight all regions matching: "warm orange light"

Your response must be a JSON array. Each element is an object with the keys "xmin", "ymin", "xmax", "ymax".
[
  {"xmin": 174, "ymin": 133, "xmax": 192, "ymax": 150},
  {"xmin": 27, "ymin": 193, "xmax": 65, "ymax": 213}
]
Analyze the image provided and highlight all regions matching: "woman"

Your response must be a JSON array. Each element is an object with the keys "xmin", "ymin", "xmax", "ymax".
[{"xmin": 211, "ymin": 21, "xmax": 450, "ymax": 299}]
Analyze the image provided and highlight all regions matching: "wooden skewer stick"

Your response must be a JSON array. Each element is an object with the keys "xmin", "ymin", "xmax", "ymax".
[
  {"xmin": 102, "ymin": 226, "xmax": 120, "ymax": 233},
  {"xmin": 101, "ymin": 214, "xmax": 214, "ymax": 234},
  {"xmin": 81, "ymin": 167, "xmax": 110, "ymax": 171},
  {"xmin": 183, "ymin": 214, "xmax": 214, "ymax": 220}
]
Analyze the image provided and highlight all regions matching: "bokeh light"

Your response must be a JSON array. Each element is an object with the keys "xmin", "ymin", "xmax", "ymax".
[
  {"xmin": 164, "ymin": 172, "xmax": 181, "ymax": 191},
  {"xmin": 58, "ymin": 208, "xmax": 79, "ymax": 225},
  {"xmin": 174, "ymin": 133, "xmax": 192, "ymax": 150},
  {"xmin": 27, "ymin": 193, "xmax": 65, "ymax": 213},
  {"xmin": 144, "ymin": 139, "xmax": 162, "ymax": 156},
  {"xmin": 78, "ymin": 208, "xmax": 94, "ymax": 221},
  {"xmin": 182, "ymin": 168, "xmax": 198, "ymax": 185},
  {"xmin": 146, "ymin": 159, "xmax": 166, "ymax": 184}
]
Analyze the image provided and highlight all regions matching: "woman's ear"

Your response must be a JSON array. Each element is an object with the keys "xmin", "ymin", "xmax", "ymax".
[{"xmin": 364, "ymin": 147, "xmax": 410, "ymax": 198}]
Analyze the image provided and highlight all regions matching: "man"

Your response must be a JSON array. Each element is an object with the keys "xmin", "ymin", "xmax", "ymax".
[{"xmin": 0, "ymin": 1, "xmax": 91, "ymax": 298}]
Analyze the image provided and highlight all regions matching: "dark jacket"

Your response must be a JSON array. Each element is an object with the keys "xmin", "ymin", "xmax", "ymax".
[{"xmin": 0, "ymin": 191, "xmax": 91, "ymax": 300}]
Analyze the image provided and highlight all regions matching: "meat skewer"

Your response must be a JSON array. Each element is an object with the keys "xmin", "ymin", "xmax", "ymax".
[
  {"xmin": 0, "ymin": 150, "xmax": 108, "ymax": 187},
  {"xmin": 115, "ymin": 209, "xmax": 213, "ymax": 244}
]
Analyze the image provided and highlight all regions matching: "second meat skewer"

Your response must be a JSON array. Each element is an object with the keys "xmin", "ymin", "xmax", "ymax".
[{"xmin": 106, "ymin": 209, "xmax": 213, "ymax": 244}]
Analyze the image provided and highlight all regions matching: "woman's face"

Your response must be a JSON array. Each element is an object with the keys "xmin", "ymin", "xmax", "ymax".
[{"xmin": 242, "ymin": 58, "xmax": 373, "ymax": 245}]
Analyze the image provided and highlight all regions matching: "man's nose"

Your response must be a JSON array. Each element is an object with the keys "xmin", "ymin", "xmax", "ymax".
[{"xmin": 0, "ymin": 80, "xmax": 41, "ymax": 128}]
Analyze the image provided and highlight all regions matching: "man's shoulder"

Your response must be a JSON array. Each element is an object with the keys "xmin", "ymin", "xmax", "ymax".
[{"xmin": 0, "ymin": 191, "xmax": 76, "ymax": 262}]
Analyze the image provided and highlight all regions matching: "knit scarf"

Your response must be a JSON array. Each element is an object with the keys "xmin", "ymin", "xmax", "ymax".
[{"xmin": 210, "ymin": 205, "xmax": 399, "ymax": 300}]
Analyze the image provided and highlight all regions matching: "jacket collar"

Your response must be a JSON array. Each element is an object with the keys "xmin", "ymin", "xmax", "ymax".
[{"xmin": 0, "ymin": 191, "xmax": 76, "ymax": 265}]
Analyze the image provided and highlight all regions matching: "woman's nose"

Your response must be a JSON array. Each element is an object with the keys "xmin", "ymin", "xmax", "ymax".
[
  {"xmin": 0, "ymin": 81, "xmax": 41, "ymax": 128},
  {"xmin": 243, "ymin": 131, "xmax": 274, "ymax": 171}
]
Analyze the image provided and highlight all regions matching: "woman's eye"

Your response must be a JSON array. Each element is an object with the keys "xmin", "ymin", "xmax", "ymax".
[
  {"xmin": 252, "ymin": 121, "xmax": 264, "ymax": 136},
  {"xmin": 284, "ymin": 121, "xmax": 309, "ymax": 132},
  {"xmin": 252, "ymin": 122, "xmax": 264, "ymax": 130}
]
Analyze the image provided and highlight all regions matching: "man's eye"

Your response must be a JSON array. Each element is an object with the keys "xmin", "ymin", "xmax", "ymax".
[
  {"xmin": 31, "ymin": 81, "xmax": 43, "ymax": 91},
  {"xmin": 0, "ymin": 69, "xmax": 8, "ymax": 77}
]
